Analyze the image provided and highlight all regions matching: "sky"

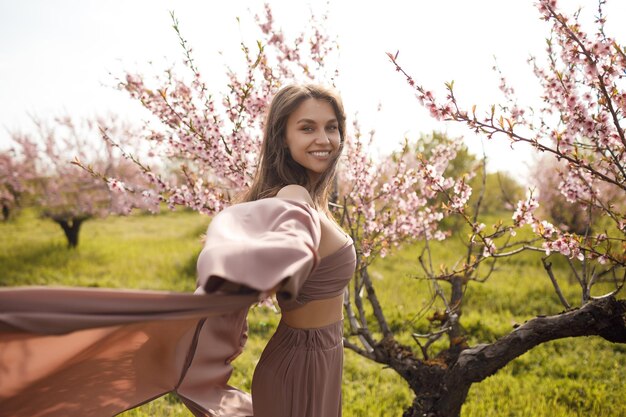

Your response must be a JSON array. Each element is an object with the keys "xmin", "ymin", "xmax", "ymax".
[{"xmin": 1, "ymin": 0, "xmax": 625, "ymax": 180}]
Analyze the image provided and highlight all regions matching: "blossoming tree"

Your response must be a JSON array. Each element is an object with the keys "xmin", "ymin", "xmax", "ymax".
[
  {"xmin": 92, "ymin": 6, "xmax": 338, "ymax": 215},
  {"xmin": 379, "ymin": 0, "xmax": 625, "ymax": 414},
  {"xmin": 7, "ymin": 114, "xmax": 153, "ymax": 247}
]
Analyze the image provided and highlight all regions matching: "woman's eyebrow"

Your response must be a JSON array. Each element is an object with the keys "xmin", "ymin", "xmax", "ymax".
[{"xmin": 296, "ymin": 118, "xmax": 338, "ymax": 124}]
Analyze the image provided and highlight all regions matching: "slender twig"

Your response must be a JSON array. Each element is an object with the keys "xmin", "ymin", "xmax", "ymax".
[
  {"xmin": 542, "ymin": 258, "xmax": 572, "ymax": 309},
  {"xmin": 343, "ymin": 337, "xmax": 375, "ymax": 360},
  {"xmin": 361, "ymin": 267, "xmax": 392, "ymax": 337}
]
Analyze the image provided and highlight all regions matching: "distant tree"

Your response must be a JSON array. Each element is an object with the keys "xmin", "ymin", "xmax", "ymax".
[
  {"xmin": 468, "ymin": 171, "xmax": 525, "ymax": 215},
  {"xmin": 8, "ymin": 114, "xmax": 154, "ymax": 247},
  {"xmin": 0, "ymin": 136, "xmax": 37, "ymax": 221},
  {"xmin": 531, "ymin": 154, "xmax": 624, "ymax": 234},
  {"xmin": 386, "ymin": 132, "xmax": 477, "ymax": 178}
]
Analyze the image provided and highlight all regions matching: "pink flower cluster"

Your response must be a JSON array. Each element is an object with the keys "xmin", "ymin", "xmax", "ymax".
[
  {"xmin": 388, "ymin": 0, "xmax": 624, "ymax": 268},
  {"xmin": 0, "ymin": 134, "xmax": 38, "ymax": 215},
  {"xmin": 558, "ymin": 167, "xmax": 596, "ymax": 203},
  {"xmin": 482, "ymin": 237, "xmax": 496, "ymax": 258},
  {"xmin": 512, "ymin": 196, "xmax": 540, "ymax": 227},
  {"xmin": 107, "ymin": 178, "xmax": 127, "ymax": 194},
  {"xmin": 256, "ymin": 4, "xmax": 336, "ymax": 82},
  {"xmin": 113, "ymin": 5, "xmax": 336, "ymax": 215},
  {"xmin": 542, "ymin": 235, "xmax": 583, "ymax": 260},
  {"xmin": 340, "ymin": 124, "xmax": 467, "ymax": 260},
  {"xmin": 6, "ymin": 115, "xmax": 156, "ymax": 221}
]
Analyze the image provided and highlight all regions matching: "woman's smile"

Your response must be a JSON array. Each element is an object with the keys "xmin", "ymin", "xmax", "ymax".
[{"xmin": 308, "ymin": 150, "xmax": 332, "ymax": 159}]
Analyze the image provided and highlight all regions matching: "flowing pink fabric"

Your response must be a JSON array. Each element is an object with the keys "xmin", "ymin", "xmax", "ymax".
[{"xmin": 0, "ymin": 198, "xmax": 321, "ymax": 417}]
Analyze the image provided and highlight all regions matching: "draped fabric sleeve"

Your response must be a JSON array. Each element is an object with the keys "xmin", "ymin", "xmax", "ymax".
[
  {"xmin": 196, "ymin": 197, "xmax": 321, "ymax": 300},
  {"xmin": 0, "ymin": 197, "xmax": 322, "ymax": 417}
]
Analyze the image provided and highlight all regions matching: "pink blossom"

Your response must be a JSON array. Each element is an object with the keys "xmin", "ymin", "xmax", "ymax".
[
  {"xmin": 512, "ymin": 197, "xmax": 539, "ymax": 226},
  {"xmin": 107, "ymin": 178, "xmax": 127, "ymax": 193},
  {"xmin": 482, "ymin": 238, "xmax": 496, "ymax": 258}
]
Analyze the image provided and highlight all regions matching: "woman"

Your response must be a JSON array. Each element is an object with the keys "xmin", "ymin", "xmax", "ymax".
[
  {"xmin": 0, "ymin": 84, "xmax": 355, "ymax": 417},
  {"xmin": 244, "ymin": 84, "xmax": 354, "ymax": 416}
]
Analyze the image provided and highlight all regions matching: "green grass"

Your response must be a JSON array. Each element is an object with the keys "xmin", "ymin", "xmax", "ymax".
[
  {"xmin": 0, "ymin": 208, "xmax": 205, "ymax": 291},
  {"xmin": 1, "ymin": 209, "xmax": 624, "ymax": 416}
]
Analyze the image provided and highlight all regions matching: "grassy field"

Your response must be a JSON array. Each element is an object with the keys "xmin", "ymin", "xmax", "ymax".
[{"xmin": 1, "ymin": 209, "xmax": 625, "ymax": 416}]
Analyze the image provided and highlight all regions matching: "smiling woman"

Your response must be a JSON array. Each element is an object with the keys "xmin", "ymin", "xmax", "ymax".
[
  {"xmin": 0, "ymin": 84, "xmax": 356, "ymax": 417},
  {"xmin": 239, "ymin": 84, "xmax": 346, "ymax": 216}
]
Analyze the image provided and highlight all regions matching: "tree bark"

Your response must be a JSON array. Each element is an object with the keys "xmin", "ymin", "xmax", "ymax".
[
  {"xmin": 448, "ymin": 275, "xmax": 466, "ymax": 355},
  {"xmin": 453, "ymin": 295, "xmax": 626, "ymax": 381},
  {"xmin": 350, "ymin": 296, "xmax": 626, "ymax": 417}
]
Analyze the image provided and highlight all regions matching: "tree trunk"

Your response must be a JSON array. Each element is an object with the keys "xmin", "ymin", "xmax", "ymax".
[
  {"xmin": 1, "ymin": 204, "xmax": 9, "ymax": 221},
  {"xmin": 448, "ymin": 275, "xmax": 467, "ymax": 355},
  {"xmin": 375, "ymin": 335, "xmax": 472, "ymax": 417},
  {"xmin": 54, "ymin": 217, "xmax": 88, "ymax": 248},
  {"xmin": 351, "ymin": 296, "xmax": 626, "ymax": 417}
]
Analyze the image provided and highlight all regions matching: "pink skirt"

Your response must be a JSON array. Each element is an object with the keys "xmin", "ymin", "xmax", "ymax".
[{"xmin": 251, "ymin": 319, "xmax": 343, "ymax": 417}]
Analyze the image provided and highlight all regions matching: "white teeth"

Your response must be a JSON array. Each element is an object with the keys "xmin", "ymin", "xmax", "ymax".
[{"xmin": 309, "ymin": 151, "xmax": 330, "ymax": 157}]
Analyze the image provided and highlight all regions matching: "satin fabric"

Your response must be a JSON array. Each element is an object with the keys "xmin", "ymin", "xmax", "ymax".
[
  {"xmin": 277, "ymin": 237, "xmax": 355, "ymax": 312},
  {"xmin": 251, "ymin": 319, "xmax": 344, "ymax": 417},
  {"xmin": 0, "ymin": 198, "xmax": 321, "ymax": 417}
]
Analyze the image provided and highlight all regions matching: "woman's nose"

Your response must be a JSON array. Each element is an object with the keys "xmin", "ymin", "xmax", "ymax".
[{"xmin": 315, "ymin": 131, "xmax": 331, "ymax": 144}]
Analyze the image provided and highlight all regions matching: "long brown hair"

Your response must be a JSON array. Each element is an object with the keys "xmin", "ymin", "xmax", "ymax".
[{"xmin": 238, "ymin": 84, "xmax": 346, "ymax": 215}]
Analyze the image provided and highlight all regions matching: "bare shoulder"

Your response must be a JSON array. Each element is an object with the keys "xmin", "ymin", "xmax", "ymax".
[{"xmin": 275, "ymin": 184, "xmax": 315, "ymax": 207}]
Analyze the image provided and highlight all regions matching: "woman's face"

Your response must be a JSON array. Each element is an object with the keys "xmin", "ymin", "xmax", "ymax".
[{"xmin": 284, "ymin": 98, "xmax": 341, "ymax": 183}]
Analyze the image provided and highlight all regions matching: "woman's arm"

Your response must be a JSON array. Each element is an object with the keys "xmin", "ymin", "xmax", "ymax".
[{"xmin": 197, "ymin": 196, "xmax": 321, "ymax": 299}]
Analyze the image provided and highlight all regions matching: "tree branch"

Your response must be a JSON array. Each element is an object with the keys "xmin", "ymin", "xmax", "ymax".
[{"xmin": 454, "ymin": 296, "xmax": 626, "ymax": 383}]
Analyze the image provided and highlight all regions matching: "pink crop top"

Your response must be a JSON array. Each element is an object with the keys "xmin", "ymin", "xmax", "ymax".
[{"xmin": 277, "ymin": 237, "xmax": 357, "ymax": 312}]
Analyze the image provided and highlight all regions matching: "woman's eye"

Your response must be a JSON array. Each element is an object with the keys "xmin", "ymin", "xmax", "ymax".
[
  {"xmin": 327, "ymin": 125, "xmax": 338, "ymax": 131},
  {"xmin": 302, "ymin": 126, "xmax": 314, "ymax": 132}
]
